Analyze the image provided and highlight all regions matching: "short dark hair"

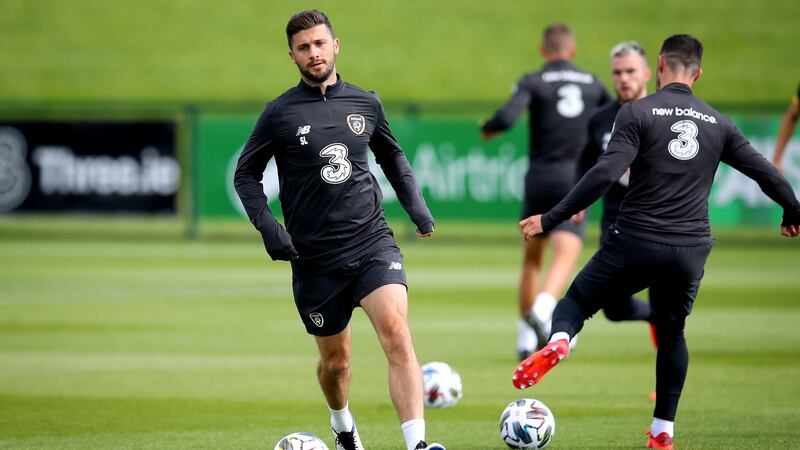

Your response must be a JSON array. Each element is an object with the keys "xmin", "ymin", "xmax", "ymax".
[
  {"xmin": 286, "ymin": 10, "xmax": 334, "ymax": 48},
  {"xmin": 659, "ymin": 34, "xmax": 703, "ymax": 75},
  {"xmin": 542, "ymin": 23, "xmax": 574, "ymax": 52}
]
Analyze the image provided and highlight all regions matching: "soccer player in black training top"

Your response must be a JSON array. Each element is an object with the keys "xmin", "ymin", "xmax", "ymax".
[
  {"xmin": 772, "ymin": 82, "xmax": 800, "ymax": 174},
  {"xmin": 481, "ymin": 24, "xmax": 612, "ymax": 360},
  {"xmin": 234, "ymin": 10, "xmax": 444, "ymax": 450},
  {"xmin": 579, "ymin": 41, "xmax": 654, "ymax": 329},
  {"xmin": 512, "ymin": 34, "xmax": 800, "ymax": 449}
]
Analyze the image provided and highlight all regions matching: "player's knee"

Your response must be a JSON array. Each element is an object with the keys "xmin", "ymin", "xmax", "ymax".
[
  {"xmin": 319, "ymin": 354, "xmax": 350, "ymax": 376},
  {"xmin": 602, "ymin": 308, "xmax": 625, "ymax": 322},
  {"xmin": 380, "ymin": 324, "xmax": 413, "ymax": 357},
  {"xmin": 563, "ymin": 285, "xmax": 602, "ymax": 318},
  {"xmin": 653, "ymin": 316, "xmax": 686, "ymax": 345},
  {"xmin": 656, "ymin": 328, "xmax": 685, "ymax": 346}
]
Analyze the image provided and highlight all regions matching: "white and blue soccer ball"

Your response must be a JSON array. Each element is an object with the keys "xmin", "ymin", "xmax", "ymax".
[
  {"xmin": 421, "ymin": 361, "xmax": 463, "ymax": 408},
  {"xmin": 274, "ymin": 432, "xmax": 329, "ymax": 450},
  {"xmin": 499, "ymin": 398, "xmax": 556, "ymax": 449}
]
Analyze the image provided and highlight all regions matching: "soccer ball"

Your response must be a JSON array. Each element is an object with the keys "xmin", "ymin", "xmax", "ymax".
[
  {"xmin": 274, "ymin": 432, "xmax": 329, "ymax": 450},
  {"xmin": 421, "ymin": 361, "xmax": 463, "ymax": 408},
  {"xmin": 499, "ymin": 398, "xmax": 555, "ymax": 449}
]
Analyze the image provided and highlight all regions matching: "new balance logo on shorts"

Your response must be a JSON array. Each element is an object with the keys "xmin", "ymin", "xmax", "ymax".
[{"xmin": 388, "ymin": 261, "xmax": 402, "ymax": 270}]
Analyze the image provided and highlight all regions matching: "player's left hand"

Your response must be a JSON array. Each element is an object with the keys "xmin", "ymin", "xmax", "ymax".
[
  {"xmin": 480, "ymin": 125, "xmax": 500, "ymax": 141},
  {"xmin": 781, "ymin": 224, "xmax": 800, "ymax": 237},
  {"xmin": 519, "ymin": 215, "xmax": 543, "ymax": 241},
  {"xmin": 416, "ymin": 223, "xmax": 435, "ymax": 238},
  {"xmin": 569, "ymin": 210, "xmax": 586, "ymax": 224}
]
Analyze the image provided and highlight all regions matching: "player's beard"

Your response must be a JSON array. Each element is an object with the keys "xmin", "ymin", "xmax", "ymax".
[
  {"xmin": 297, "ymin": 57, "xmax": 336, "ymax": 84},
  {"xmin": 619, "ymin": 84, "xmax": 646, "ymax": 102}
]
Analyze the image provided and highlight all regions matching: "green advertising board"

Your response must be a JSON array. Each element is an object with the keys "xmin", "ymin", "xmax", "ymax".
[
  {"xmin": 195, "ymin": 112, "xmax": 799, "ymax": 226},
  {"xmin": 195, "ymin": 113, "xmax": 255, "ymax": 219}
]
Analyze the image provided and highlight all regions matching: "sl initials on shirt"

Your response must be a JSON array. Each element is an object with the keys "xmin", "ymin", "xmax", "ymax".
[{"xmin": 297, "ymin": 125, "xmax": 311, "ymax": 146}]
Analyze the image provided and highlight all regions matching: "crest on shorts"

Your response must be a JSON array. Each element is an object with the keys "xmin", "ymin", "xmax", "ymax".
[
  {"xmin": 346, "ymin": 114, "xmax": 366, "ymax": 135},
  {"xmin": 309, "ymin": 312, "xmax": 324, "ymax": 328}
]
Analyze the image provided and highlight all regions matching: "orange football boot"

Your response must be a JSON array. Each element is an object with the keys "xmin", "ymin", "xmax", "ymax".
[{"xmin": 512, "ymin": 339, "xmax": 569, "ymax": 389}]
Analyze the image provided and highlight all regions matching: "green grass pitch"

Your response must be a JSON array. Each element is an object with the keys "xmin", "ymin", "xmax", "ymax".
[
  {"xmin": 0, "ymin": 218, "xmax": 798, "ymax": 448},
  {"xmin": 1, "ymin": 0, "xmax": 799, "ymax": 106}
]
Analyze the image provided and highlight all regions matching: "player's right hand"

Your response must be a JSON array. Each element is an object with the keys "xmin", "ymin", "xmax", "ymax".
[
  {"xmin": 781, "ymin": 224, "xmax": 799, "ymax": 238},
  {"xmin": 266, "ymin": 245, "xmax": 300, "ymax": 261},
  {"xmin": 262, "ymin": 226, "xmax": 300, "ymax": 261}
]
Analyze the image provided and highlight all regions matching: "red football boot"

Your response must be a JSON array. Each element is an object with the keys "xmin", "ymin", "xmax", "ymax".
[
  {"xmin": 646, "ymin": 430, "xmax": 673, "ymax": 449},
  {"xmin": 512, "ymin": 339, "xmax": 569, "ymax": 389}
]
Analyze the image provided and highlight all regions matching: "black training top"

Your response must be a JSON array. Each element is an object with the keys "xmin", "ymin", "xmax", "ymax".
[
  {"xmin": 234, "ymin": 76, "xmax": 434, "ymax": 274},
  {"xmin": 579, "ymin": 100, "xmax": 628, "ymax": 223},
  {"xmin": 482, "ymin": 59, "xmax": 612, "ymax": 168},
  {"xmin": 542, "ymin": 83, "xmax": 800, "ymax": 243}
]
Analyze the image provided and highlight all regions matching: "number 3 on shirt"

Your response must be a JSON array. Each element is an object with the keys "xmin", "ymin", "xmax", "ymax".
[
  {"xmin": 556, "ymin": 84, "xmax": 584, "ymax": 118},
  {"xmin": 668, "ymin": 120, "xmax": 700, "ymax": 160},
  {"xmin": 319, "ymin": 143, "xmax": 352, "ymax": 184}
]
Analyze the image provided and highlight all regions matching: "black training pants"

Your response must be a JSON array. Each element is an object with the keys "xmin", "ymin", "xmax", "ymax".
[{"xmin": 551, "ymin": 228, "xmax": 713, "ymax": 421}]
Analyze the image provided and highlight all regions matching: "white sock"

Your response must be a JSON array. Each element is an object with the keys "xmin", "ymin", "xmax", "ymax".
[
  {"xmin": 329, "ymin": 403, "xmax": 354, "ymax": 433},
  {"xmin": 569, "ymin": 334, "xmax": 579, "ymax": 350},
  {"xmin": 532, "ymin": 292, "xmax": 557, "ymax": 334},
  {"xmin": 549, "ymin": 331, "xmax": 570, "ymax": 344},
  {"xmin": 401, "ymin": 418, "xmax": 425, "ymax": 450},
  {"xmin": 651, "ymin": 417, "xmax": 674, "ymax": 437},
  {"xmin": 517, "ymin": 318, "xmax": 537, "ymax": 353}
]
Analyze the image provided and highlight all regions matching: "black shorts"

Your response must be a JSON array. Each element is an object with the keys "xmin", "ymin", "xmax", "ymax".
[
  {"xmin": 521, "ymin": 166, "xmax": 585, "ymax": 238},
  {"xmin": 291, "ymin": 246, "xmax": 407, "ymax": 336},
  {"xmin": 566, "ymin": 228, "xmax": 713, "ymax": 323}
]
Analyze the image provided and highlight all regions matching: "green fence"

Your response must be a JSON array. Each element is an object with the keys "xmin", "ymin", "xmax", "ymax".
[{"xmin": 194, "ymin": 111, "xmax": 799, "ymax": 226}]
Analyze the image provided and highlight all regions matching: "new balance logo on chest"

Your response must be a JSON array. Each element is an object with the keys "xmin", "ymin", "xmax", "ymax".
[
  {"xmin": 296, "ymin": 125, "xmax": 311, "ymax": 146},
  {"xmin": 388, "ymin": 261, "xmax": 403, "ymax": 270}
]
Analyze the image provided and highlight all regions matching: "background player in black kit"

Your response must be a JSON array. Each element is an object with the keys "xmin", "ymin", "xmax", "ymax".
[
  {"xmin": 772, "ymin": 82, "xmax": 799, "ymax": 175},
  {"xmin": 512, "ymin": 34, "xmax": 800, "ymax": 449},
  {"xmin": 480, "ymin": 24, "xmax": 611, "ymax": 360},
  {"xmin": 579, "ymin": 41, "xmax": 654, "ymax": 328},
  {"xmin": 234, "ymin": 10, "xmax": 444, "ymax": 450}
]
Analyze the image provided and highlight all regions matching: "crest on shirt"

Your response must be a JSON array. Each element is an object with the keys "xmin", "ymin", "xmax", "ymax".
[
  {"xmin": 309, "ymin": 312, "xmax": 324, "ymax": 328},
  {"xmin": 346, "ymin": 114, "xmax": 366, "ymax": 135}
]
